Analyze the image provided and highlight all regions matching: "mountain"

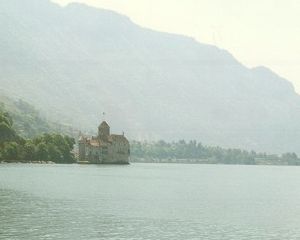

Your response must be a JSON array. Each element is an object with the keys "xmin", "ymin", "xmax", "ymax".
[{"xmin": 1, "ymin": 0, "xmax": 300, "ymax": 153}]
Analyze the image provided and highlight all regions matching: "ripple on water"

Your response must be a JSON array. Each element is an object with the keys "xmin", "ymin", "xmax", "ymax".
[{"xmin": 1, "ymin": 163, "xmax": 300, "ymax": 239}]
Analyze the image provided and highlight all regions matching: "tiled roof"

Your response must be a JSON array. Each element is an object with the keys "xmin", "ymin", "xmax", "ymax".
[
  {"xmin": 108, "ymin": 134, "xmax": 129, "ymax": 143},
  {"xmin": 88, "ymin": 139, "xmax": 110, "ymax": 147},
  {"xmin": 89, "ymin": 140, "xmax": 100, "ymax": 147}
]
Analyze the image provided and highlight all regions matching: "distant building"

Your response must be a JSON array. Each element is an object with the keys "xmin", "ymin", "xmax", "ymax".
[{"xmin": 78, "ymin": 121, "xmax": 130, "ymax": 164}]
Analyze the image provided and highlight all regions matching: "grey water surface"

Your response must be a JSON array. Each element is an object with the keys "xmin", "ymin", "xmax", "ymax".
[{"xmin": 1, "ymin": 163, "xmax": 300, "ymax": 239}]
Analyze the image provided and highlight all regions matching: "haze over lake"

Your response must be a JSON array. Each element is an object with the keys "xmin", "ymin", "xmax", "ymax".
[{"xmin": 1, "ymin": 163, "xmax": 300, "ymax": 239}]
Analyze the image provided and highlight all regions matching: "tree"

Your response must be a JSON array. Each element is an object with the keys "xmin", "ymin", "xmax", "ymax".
[
  {"xmin": 35, "ymin": 143, "xmax": 49, "ymax": 161},
  {"xmin": 21, "ymin": 142, "xmax": 36, "ymax": 161},
  {"xmin": 47, "ymin": 143, "xmax": 62, "ymax": 162},
  {"xmin": 2, "ymin": 142, "xmax": 19, "ymax": 161},
  {"xmin": 0, "ymin": 112, "xmax": 17, "ymax": 144},
  {"xmin": 282, "ymin": 152, "xmax": 300, "ymax": 165}
]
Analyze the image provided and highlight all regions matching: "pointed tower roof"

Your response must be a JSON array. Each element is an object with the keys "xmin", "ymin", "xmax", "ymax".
[{"xmin": 98, "ymin": 121, "xmax": 109, "ymax": 128}]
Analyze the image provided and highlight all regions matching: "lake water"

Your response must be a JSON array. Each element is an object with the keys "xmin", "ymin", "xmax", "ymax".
[{"xmin": 1, "ymin": 163, "xmax": 300, "ymax": 239}]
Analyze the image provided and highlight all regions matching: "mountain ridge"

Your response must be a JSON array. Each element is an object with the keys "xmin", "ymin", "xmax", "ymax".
[{"xmin": 1, "ymin": 0, "xmax": 300, "ymax": 154}]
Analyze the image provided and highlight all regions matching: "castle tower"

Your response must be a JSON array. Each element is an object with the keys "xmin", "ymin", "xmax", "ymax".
[
  {"xmin": 98, "ymin": 121, "xmax": 110, "ymax": 141},
  {"xmin": 78, "ymin": 135, "xmax": 86, "ymax": 161}
]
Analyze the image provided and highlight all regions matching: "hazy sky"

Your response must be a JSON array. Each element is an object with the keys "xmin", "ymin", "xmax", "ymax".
[{"xmin": 52, "ymin": 0, "xmax": 300, "ymax": 93}]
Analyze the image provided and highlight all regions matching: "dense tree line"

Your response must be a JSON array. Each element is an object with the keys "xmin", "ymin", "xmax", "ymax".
[
  {"xmin": 131, "ymin": 140, "xmax": 300, "ymax": 165},
  {"xmin": 0, "ymin": 109, "xmax": 75, "ymax": 163}
]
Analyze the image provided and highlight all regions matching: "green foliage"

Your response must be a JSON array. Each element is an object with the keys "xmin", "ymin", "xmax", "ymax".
[
  {"xmin": 2, "ymin": 142, "xmax": 19, "ymax": 161},
  {"xmin": 21, "ymin": 142, "xmax": 36, "ymax": 161},
  {"xmin": 131, "ymin": 140, "xmax": 300, "ymax": 166},
  {"xmin": 32, "ymin": 134, "xmax": 75, "ymax": 163},
  {"xmin": 0, "ymin": 111, "xmax": 13, "ymax": 127},
  {"xmin": 0, "ymin": 109, "xmax": 75, "ymax": 163},
  {"xmin": 0, "ymin": 110, "xmax": 20, "ymax": 145}
]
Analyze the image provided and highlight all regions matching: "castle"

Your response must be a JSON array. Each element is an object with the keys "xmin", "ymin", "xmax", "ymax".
[{"xmin": 78, "ymin": 121, "xmax": 130, "ymax": 164}]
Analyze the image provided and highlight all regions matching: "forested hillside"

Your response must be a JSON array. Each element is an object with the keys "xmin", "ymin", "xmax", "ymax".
[
  {"xmin": 0, "ymin": 106, "xmax": 75, "ymax": 163},
  {"xmin": 0, "ymin": 96, "xmax": 77, "ymax": 138}
]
